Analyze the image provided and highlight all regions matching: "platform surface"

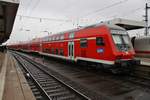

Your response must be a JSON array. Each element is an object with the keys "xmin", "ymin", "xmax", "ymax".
[
  {"xmin": 0, "ymin": 52, "xmax": 36, "ymax": 100},
  {"xmin": 137, "ymin": 57, "xmax": 150, "ymax": 66},
  {"xmin": 0, "ymin": 52, "xmax": 5, "ymax": 73}
]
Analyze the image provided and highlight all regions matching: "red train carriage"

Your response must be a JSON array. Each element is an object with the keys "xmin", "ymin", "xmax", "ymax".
[
  {"xmin": 29, "ymin": 38, "xmax": 42, "ymax": 52},
  {"xmin": 8, "ymin": 23, "xmax": 140, "ymax": 72}
]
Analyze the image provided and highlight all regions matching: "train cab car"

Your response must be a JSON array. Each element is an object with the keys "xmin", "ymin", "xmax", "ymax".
[
  {"xmin": 74, "ymin": 24, "xmax": 139, "ymax": 70},
  {"xmin": 39, "ymin": 23, "xmax": 139, "ymax": 72}
]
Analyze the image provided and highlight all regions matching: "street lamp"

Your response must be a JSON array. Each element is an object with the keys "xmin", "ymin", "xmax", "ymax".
[{"xmin": 42, "ymin": 31, "xmax": 52, "ymax": 35}]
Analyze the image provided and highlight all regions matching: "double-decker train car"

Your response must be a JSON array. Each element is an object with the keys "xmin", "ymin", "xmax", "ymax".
[
  {"xmin": 8, "ymin": 23, "xmax": 140, "ymax": 72},
  {"xmin": 131, "ymin": 36, "xmax": 150, "ymax": 58}
]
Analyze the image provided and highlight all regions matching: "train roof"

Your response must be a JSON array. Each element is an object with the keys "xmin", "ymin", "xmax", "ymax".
[
  {"xmin": 61, "ymin": 23, "xmax": 125, "ymax": 34},
  {"xmin": 39, "ymin": 23, "xmax": 125, "ymax": 41},
  {"xmin": 44, "ymin": 23, "xmax": 125, "ymax": 36}
]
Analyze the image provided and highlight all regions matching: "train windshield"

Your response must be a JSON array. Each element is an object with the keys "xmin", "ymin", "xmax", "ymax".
[{"xmin": 111, "ymin": 30, "xmax": 132, "ymax": 51}]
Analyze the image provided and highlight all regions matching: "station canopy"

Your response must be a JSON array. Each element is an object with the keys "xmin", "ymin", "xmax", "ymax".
[
  {"xmin": 106, "ymin": 18, "xmax": 145, "ymax": 30},
  {"xmin": 0, "ymin": 0, "xmax": 19, "ymax": 44}
]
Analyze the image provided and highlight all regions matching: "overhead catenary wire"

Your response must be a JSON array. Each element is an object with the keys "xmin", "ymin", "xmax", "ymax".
[
  {"xmin": 121, "ymin": 7, "xmax": 144, "ymax": 17},
  {"xmin": 17, "ymin": 15, "xmax": 72, "ymax": 22},
  {"xmin": 25, "ymin": 0, "xmax": 34, "ymax": 16},
  {"xmin": 17, "ymin": 14, "xmax": 101, "ymax": 24},
  {"xmin": 18, "ymin": 0, "xmax": 129, "ymax": 23},
  {"xmin": 28, "ymin": 0, "xmax": 41, "ymax": 16},
  {"xmin": 17, "ymin": 0, "xmax": 146, "ymax": 34},
  {"xmin": 79, "ymin": 0, "xmax": 129, "ymax": 18}
]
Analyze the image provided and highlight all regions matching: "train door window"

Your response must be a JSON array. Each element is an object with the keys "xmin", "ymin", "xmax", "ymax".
[
  {"xmin": 69, "ymin": 32, "xmax": 74, "ymax": 39},
  {"xmin": 96, "ymin": 37, "xmax": 104, "ymax": 46},
  {"xmin": 69, "ymin": 44, "xmax": 71, "ymax": 56},
  {"xmin": 60, "ymin": 49, "xmax": 64, "ymax": 56},
  {"xmin": 71, "ymin": 44, "xmax": 73, "ymax": 56},
  {"xmin": 80, "ymin": 38, "xmax": 87, "ymax": 48},
  {"xmin": 56, "ymin": 49, "xmax": 58, "ymax": 54}
]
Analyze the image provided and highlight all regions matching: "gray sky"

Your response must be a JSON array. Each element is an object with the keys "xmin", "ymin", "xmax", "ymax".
[{"xmin": 6, "ymin": 0, "xmax": 149, "ymax": 44}]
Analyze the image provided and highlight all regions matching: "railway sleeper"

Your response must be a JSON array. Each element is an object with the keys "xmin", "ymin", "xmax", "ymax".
[
  {"xmin": 41, "ymin": 82, "xmax": 60, "ymax": 87},
  {"xmin": 36, "ymin": 95, "xmax": 43, "ymax": 100},
  {"xmin": 48, "ymin": 91, "xmax": 73, "ymax": 98},
  {"xmin": 31, "ymin": 88, "xmax": 39, "ymax": 92},
  {"xmin": 38, "ymin": 79, "xmax": 56, "ymax": 83},
  {"xmin": 43, "ymin": 85, "xmax": 62, "ymax": 91},
  {"xmin": 58, "ymin": 94, "xmax": 77, "ymax": 100},
  {"xmin": 33, "ymin": 91, "xmax": 41, "ymax": 96},
  {"xmin": 39, "ymin": 81, "xmax": 59, "ymax": 85},
  {"xmin": 46, "ymin": 87, "xmax": 67, "ymax": 94}
]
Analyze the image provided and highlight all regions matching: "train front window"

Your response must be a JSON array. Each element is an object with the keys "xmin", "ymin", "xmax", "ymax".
[
  {"xmin": 111, "ymin": 30, "xmax": 132, "ymax": 51},
  {"xmin": 122, "ymin": 35, "xmax": 130, "ymax": 44},
  {"xmin": 112, "ymin": 35, "xmax": 123, "ymax": 44}
]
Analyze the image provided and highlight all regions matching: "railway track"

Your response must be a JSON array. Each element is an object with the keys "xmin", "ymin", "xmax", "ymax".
[
  {"xmin": 133, "ymin": 65, "xmax": 150, "ymax": 80},
  {"xmin": 125, "ymin": 64, "xmax": 150, "ymax": 89},
  {"xmin": 10, "ymin": 51, "xmax": 150, "ymax": 100},
  {"xmin": 12, "ymin": 52, "xmax": 90, "ymax": 100},
  {"xmin": 17, "ymin": 61, "xmax": 48, "ymax": 100}
]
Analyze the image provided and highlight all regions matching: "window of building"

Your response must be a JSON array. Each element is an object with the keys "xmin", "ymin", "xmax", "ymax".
[
  {"xmin": 80, "ymin": 38, "xmax": 87, "ymax": 48},
  {"xmin": 96, "ymin": 37, "xmax": 104, "ymax": 46}
]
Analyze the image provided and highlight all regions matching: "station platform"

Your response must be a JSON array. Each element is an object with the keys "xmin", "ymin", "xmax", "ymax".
[
  {"xmin": 0, "ymin": 51, "xmax": 36, "ymax": 100},
  {"xmin": 136, "ymin": 57, "xmax": 150, "ymax": 66}
]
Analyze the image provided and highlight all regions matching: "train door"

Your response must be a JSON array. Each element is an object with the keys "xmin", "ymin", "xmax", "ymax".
[
  {"xmin": 68, "ymin": 41, "xmax": 74, "ymax": 60},
  {"xmin": 68, "ymin": 32, "xmax": 75, "ymax": 60}
]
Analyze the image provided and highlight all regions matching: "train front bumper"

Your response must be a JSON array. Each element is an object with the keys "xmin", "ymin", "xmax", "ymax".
[
  {"xmin": 115, "ymin": 59, "xmax": 140, "ymax": 67},
  {"xmin": 111, "ymin": 59, "xmax": 141, "ymax": 73}
]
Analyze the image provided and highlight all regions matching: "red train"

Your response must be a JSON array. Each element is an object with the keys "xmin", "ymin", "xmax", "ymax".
[{"xmin": 8, "ymin": 23, "xmax": 140, "ymax": 72}]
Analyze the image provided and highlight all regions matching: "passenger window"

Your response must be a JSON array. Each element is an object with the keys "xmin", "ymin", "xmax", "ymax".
[
  {"xmin": 60, "ymin": 49, "xmax": 64, "ymax": 56},
  {"xmin": 60, "ymin": 35, "xmax": 64, "ymax": 40},
  {"xmin": 44, "ymin": 48, "xmax": 49, "ymax": 53},
  {"xmin": 80, "ymin": 38, "xmax": 87, "ymax": 48},
  {"xmin": 96, "ymin": 37, "xmax": 104, "ymax": 46},
  {"xmin": 56, "ymin": 49, "xmax": 58, "ymax": 54},
  {"xmin": 56, "ymin": 36, "xmax": 59, "ymax": 40},
  {"xmin": 52, "ymin": 37, "xmax": 55, "ymax": 41}
]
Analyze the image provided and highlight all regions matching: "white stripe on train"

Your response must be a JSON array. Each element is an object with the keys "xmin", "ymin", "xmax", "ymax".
[{"xmin": 39, "ymin": 52, "xmax": 115, "ymax": 65}]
